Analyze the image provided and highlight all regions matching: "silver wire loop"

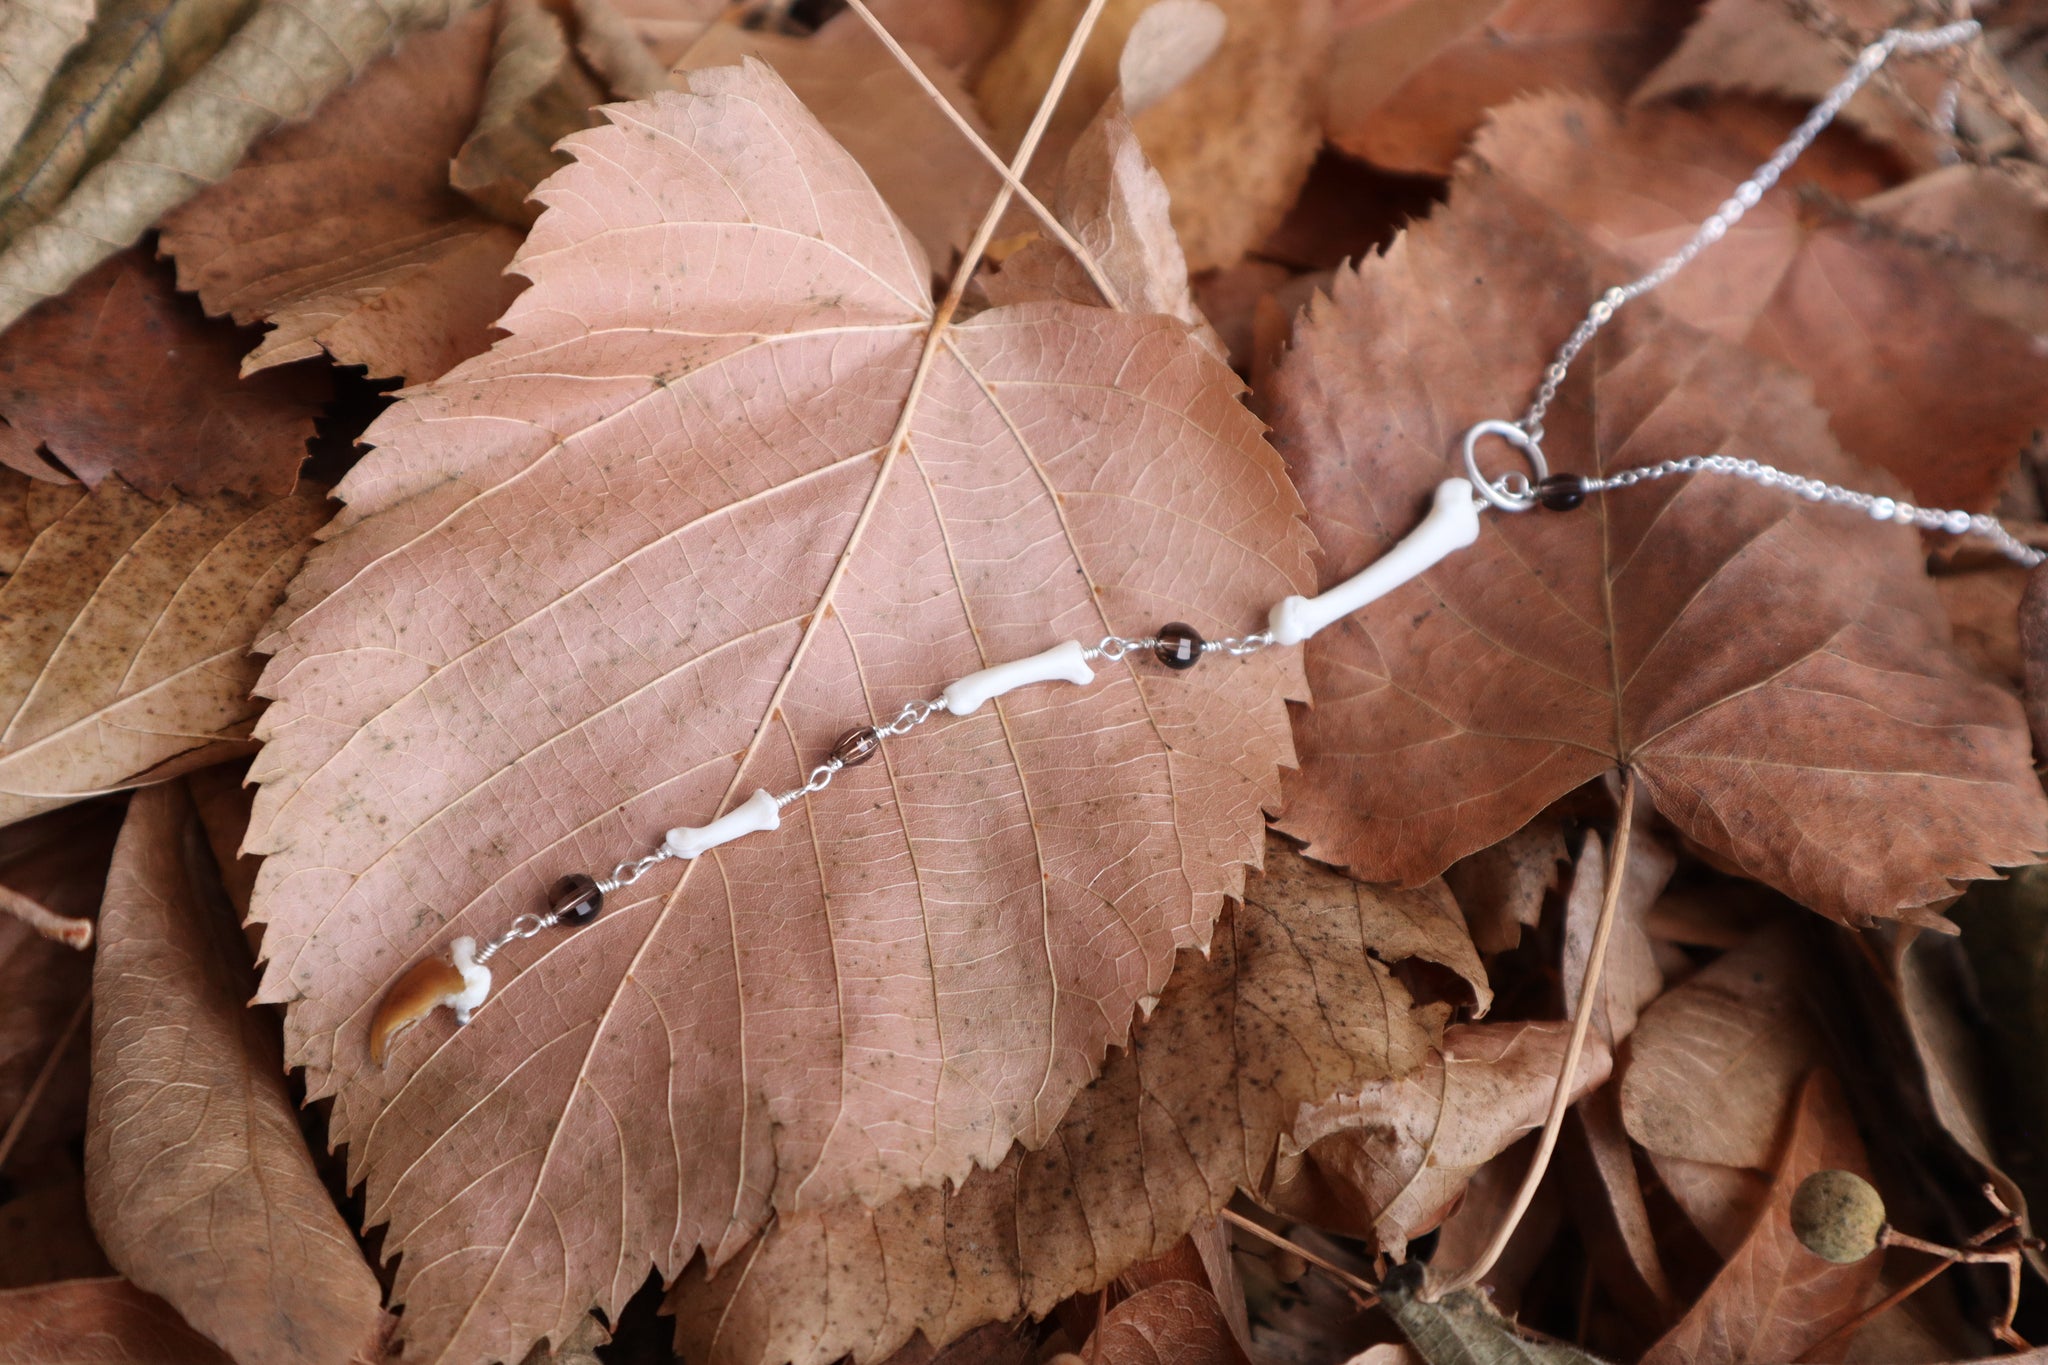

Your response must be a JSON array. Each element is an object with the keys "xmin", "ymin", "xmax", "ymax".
[{"xmin": 1463, "ymin": 420, "xmax": 1549, "ymax": 513}]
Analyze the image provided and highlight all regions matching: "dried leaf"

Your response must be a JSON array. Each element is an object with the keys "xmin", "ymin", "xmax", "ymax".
[
  {"xmin": 451, "ymin": 0, "xmax": 605, "ymax": 226},
  {"xmin": 1635, "ymin": 0, "xmax": 1954, "ymax": 167},
  {"xmin": 1620, "ymin": 924, "xmax": 1822, "ymax": 1169},
  {"xmin": 1443, "ymin": 814, "xmax": 1568, "ymax": 955},
  {"xmin": 1267, "ymin": 169, "xmax": 2048, "ymax": 920},
  {"xmin": 1857, "ymin": 165, "xmax": 2048, "ymax": 341},
  {"xmin": 1267, "ymin": 1019, "xmax": 1613, "ymax": 1257},
  {"xmin": 0, "ymin": 464, "xmax": 81, "ymax": 571},
  {"xmin": 1570, "ymin": 1085, "xmax": 1677, "ymax": 1318},
  {"xmin": 1562, "ymin": 822, "xmax": 1672, "ymax": 1050},
  {"xmin": 671, "ymin": 12, "xmax": 1002, "ymax": 271},
  {"xmin": 0, "ymin": 0, "xmax": 485, "ymax": 335},
  {"xmin": 0, "ymin": 249, "xmax": 327, "ymax": 497},
  {"xmin": 1937, "ymin": 566, "xmax": 2027, "ymax": 690},
  {"xmin": 0, "ymin": 1170, "xmax": 114, "ymax": 1287},
  {"xmin": 1325, "ymin": 0, "xmax": 1693, "ymax": 176},
  {"xmin": 157, "ymin": 5, "xmax": 523, "ymax": 383},
  {"xmin": 245, "ymin": 67, "xmax": 1310, "ymax": 1365},
  {"xmin": 668, "ymin": 840, "xmax": 1442, "ymax": 1365},
  {"xmin": 1647, "ymin": 1150, "xmax": 1769, "ymax": 1259},
  {"xmin": 0, "ymin": 0, "xmax": 95, "ymax": 153},
  {"xmin": 977, "ymin": 0, "xmax": 1331, "ymax": 270},
  {"xmin": 0, "ymin": 1278, "xmax": 234, "ymax": 1364},
  {"xmin": 0, "ymin": 0, "xmax": 251, "ymax": 248},
  {"xmin": 85, "ymin": 781, "xmax": 383, "ymax": 1365},
  {"xmin": 1472, "ymin": 96, "xmax": 2048, "ymax": 511},
  {"xmin": 861, "ymin": 0, "xmax": 1022, "ymax": 77},
  {"xmin": 1378, "ymin": 1265, "xmax": 1612, "ymax": 1364},
  {"xmin": 1074, "ymin": 1280, "xmax": 1252, "ymax": 1365},
  {"xmin": 567, "ymin": 0, "xmax": 666, "ymax": 99},
  {"xmin": 0, "ymin": 478, "xmax": 328, "ymax": 827},
  {"xmin": 1642, "ymin": 1071, "xmax": 1881, "ymax": 1365}
]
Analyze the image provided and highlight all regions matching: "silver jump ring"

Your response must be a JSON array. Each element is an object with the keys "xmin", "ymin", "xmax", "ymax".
[{"xmin": 1462, "ymin": 420, "xmax": 1549, "ymax": 513}]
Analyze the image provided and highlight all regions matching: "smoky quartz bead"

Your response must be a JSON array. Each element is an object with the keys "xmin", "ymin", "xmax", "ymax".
[
  {"xmin": 1534, "ymin": 474, "xmax": 1588, "ymax": 511},
  {"xmin": 1154, "ymin": 622, "xmax": 1204, "ymax": 670},
  {"xmin": 550, "ymin": 873, "xmax": 604, "ymax": 926},
  {"xmin": 831, "ymin": 725, "xmax": 882, "ymax": 767}
]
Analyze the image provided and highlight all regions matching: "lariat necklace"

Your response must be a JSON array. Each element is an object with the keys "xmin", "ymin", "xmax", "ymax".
[{"xmin": 370, "ymin": 16, "xmax": 2025, "ymax": 1065}]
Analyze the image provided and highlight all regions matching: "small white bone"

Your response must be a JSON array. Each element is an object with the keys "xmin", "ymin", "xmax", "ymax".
[
  {"xmin": 663, "ymin": 788, "xmax": 782, "ymax": 860},
  {"xmin": 941, "ymin": 641, "xmax": 1096, "ymax": 716},
  {"xmin": 1267, "ymin": 478, "xmax": 1481, "ymax": 646}
]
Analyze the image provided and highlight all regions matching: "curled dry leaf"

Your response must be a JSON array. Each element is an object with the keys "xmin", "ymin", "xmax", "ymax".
[
  {"xmin": 0, "ymin": 0, "xmax": 484, "ymax": 335},
  {"xmin": 1641, "ymin": 1071, "xmax": 1881, "ymax": 1365},
  {"xmin": 976, "ymin": 0, "xmax": 1330, "ymax": 271},
  {"xmin": 1072, "ymin": 1280, "xmax": 1252, "ymax": 1365},
  {"xmin": 1443, "ymin": 813, "xmax": 1568, "ymax": 955},
  {"xmin": 0, "ymin": 1278, "xmax": 234, "ymax": 1365},
  {"xmin": 85, "ymin": 782, "xmax": 384, "ymax": 1365},
  {"xmin": 1267, "ymin": 166, "xmax": 2048, "ymax": 920},
  {"xmin": 0, "ymin": 478, "xmax": 327, "ymax": 827},
  {"xmin": 0, "ymin": 249, "xmax": 327, "ymax": 497},
  {"xmin": 0, "ymin": 0, "xmax": 94, "ymax": 154},
  {"xmin": 668, "ymin": 840, "xmax": 1445, "ymax": 1365},
  {"xmin": 1620, "ymin": 923, "xmax": 1822, "ymax": 1170},
  {"xmin": 1266, "ymin": 1019, "xmax": 1613, "ymax": 1258},
  {"xmin": 245, "ymin": 65, "xmax": 1310, "ymax": 1365},
  {"xmin": 157, "ymin": 4, "xmax": 523, "ymax": 384},
  {"xmin": 1562, "ymin": 822, "xmax": 1673, "ymax": 1050},
  {"xmin": 1378, "ymin": 1266, "xmax": 1610, "ymax": 1364},
  {"xmin": 671, "ymin": 12, "xmax": 1001, "ymax": 272},
  {"xmin": 1472, "ymin": 95, "xmax": 2048, "ymax": 511},
  {"xmin": 1325, "ymin": 0, "xmax": 1694, "ymax": 176},
  {"xmin": 450, "ymin": 0, "xmax": 605, "ymax": 226}
]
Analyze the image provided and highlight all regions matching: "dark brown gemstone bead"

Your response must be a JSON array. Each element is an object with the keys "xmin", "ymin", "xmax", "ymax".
[
  {"xmin": 831, "ymin": 725, "xmax": 882, "ymax": 767},
  {"xmin": 550, "ymin": 873, "xmax": 603, "ymax": 926},
  {"xmin": 1534, "ymin": 473, "xmax": 1588, "ymax": 511},
  {"xmin": 1154, "ymin": 622, "xmax": 1204, "ymax": 670}
]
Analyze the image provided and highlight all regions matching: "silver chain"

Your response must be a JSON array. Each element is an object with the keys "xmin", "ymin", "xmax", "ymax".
[{"xmin": 1486, "ymin": 18, "xmax": 2041, "ymax": 568}]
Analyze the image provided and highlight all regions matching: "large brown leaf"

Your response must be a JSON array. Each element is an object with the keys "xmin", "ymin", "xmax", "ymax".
[
  {"xmin": 244, "ymin": 65, "xmax": 1311, "ymax": 1365},
  {"xmin": 1267, "ymin": 172, "xmax": 2048, "ymax": 921},
  {"xmin": 0, "ymin": 249, "xmax": 327, "ymax": 497},
  {"xmin": 668, "ymin": 840, "xmax": 1449, "ymax": 1365},
  {"xmin": 1470, "ymin": 96, "xmax": 2048, "ymax": 511},
  {"xmin": 0, "ymin": 478, "xmax": 327, "ymax": 827},
  {"xmin": 0, "ymin": 1278, "xmax": 234, "ymax": 1365},
  {"xmin": 157, "ymin": 6, "xmax": 525, "ymax": 383},
  {"xmin": 85, "ymin": 782, "xmax": 384, "ymax": 1365},
  {"xmin": 1071, "ymin": 1280, "xmax": 1251, "ymax": 1365}
]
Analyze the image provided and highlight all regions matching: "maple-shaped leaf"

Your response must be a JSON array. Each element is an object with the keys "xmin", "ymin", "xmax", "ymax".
[
  {"xmin": 669, "ymin": 839, "xmax": 1455, "ymax": 1365},
  {"xmin": 244, "ymin": 64, "xmax": 1310, "ymax": 1365},
  {"xmin": 158, "ymin": 6, "xmax": 526, "ymax": 384},
  {"xmin": 0, "ymin": 478, "xmax": 329, "ymax": 827},
  {"xmin": 0, "ymin": 249, "xmax": 328, "ymax": 497},
  {"xmin": 87, "ymin": 782, "xmax": 385, "ymax": 1365},
  {"xmin": 1471, "ymin": 96, "xmax": 2048, "ymax": 511},
  {"xmin": 1268, "ymin": 174, "xmax": 2048, "ymax": 922}
]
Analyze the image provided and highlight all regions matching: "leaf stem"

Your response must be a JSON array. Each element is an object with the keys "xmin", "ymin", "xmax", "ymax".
[
  {"xmin": 0, "ymin": 990, "xmax": 89, "ymax": 1173},
  {"xmin": 840, "ymin": 0, "xmax": 1124, "ymax": 311},
  {"xmin": 1219, "ymin": 1207, "xmax": 1382, "ymax": 1304},
  {"xmin": 1426, "ymin": 767, "xmax": 1639, "ymax": 1299}
]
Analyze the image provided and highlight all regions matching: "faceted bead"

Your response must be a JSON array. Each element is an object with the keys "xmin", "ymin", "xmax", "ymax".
[
  {"xmin": 1153, "ymin": 622, "xmax": 1204, "ymax": 670},
  {"xmin": 550, "ymin": 873, "xmax": 604, "ymax": 926},
  {"xmin": 1534, "ymin": 473, "xmax": 1588, "ymax": 511},
  {"xmin": 831, "ymin": 726, "xmax": 882, "ymax": 767}
]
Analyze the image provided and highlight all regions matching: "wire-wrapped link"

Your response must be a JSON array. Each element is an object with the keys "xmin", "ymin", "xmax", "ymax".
[{"xmin": 1204, "ymin": 631, "xmax": 1277, "ymax": 657}]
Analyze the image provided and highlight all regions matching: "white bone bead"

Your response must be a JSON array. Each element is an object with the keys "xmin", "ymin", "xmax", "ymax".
[
  {"xmin": 446, "ymin": 937, "xmax": 493, "ymax": 1025},
  {"xmin": 663, "ymin": 788, "xmax": 781, "ymax": 860},
  {"xmin": 941, "ymin": 641, "xmax": 1096, "ymax": 716},
  {"xmin": 1267, "ymin": 478, "xmax": 1481, "ymax": 647}
]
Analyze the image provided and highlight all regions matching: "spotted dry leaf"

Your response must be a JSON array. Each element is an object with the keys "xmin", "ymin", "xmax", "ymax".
[
  {"xmin": 245, "ymin": 64, "xmax": 1310, "ymax": 1365},
  {"xmin": 1074, "ymin": 1280, "xmax": 1251, "ymax": 1365},
  {"xmin": 1472, "ymin": 95, "xmax": 2048, "ymax": 511},
  {"xmin": 668, "ymin": 839, "xmax": 1446, "ymax": 1365},
  {"xmin": 0, "ymin": 478, "xmax": 327, "ymax": 828},
  {"xmin": 1268, "ymin": 172, "xmax": 2048, "ymax": 921},
  {"xmin": 86, "ymin": 782, "xmax": 383, "ymax": 1365},
  {"xmin": 158, "ymin": 5, "xmax": 525, "ymax": 383}
]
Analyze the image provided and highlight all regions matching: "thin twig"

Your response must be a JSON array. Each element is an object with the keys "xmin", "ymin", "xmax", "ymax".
[
  {"xmin": 1218, "ymin": 1208, "xmax": 1381, "ymax": 1304},
  {"xmin": 840, "ymin": 0, "xmax": 1124, "ymax": 311},
  {"xmin": 0, "ymin": 991, "xmax": 89, "ymax": 1172},
  {"xmin": 1427, "ymin": 768, "xmax": 1640, "ymax": 1298},
  {"xmin": 0, "ymin": 882, "xmax": 92, "ymax": 949}
]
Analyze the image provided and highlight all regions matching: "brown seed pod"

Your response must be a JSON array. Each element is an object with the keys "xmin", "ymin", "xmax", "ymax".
[{"xmin": 1790, "ymin": 1169, "xmax": 1887, "ymax": 1263}]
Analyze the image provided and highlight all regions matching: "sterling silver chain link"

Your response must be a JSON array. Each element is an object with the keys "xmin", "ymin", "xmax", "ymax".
[{"xmin": 1468, "ymin": 17, "xmax": 2043, "ymax": 569}]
